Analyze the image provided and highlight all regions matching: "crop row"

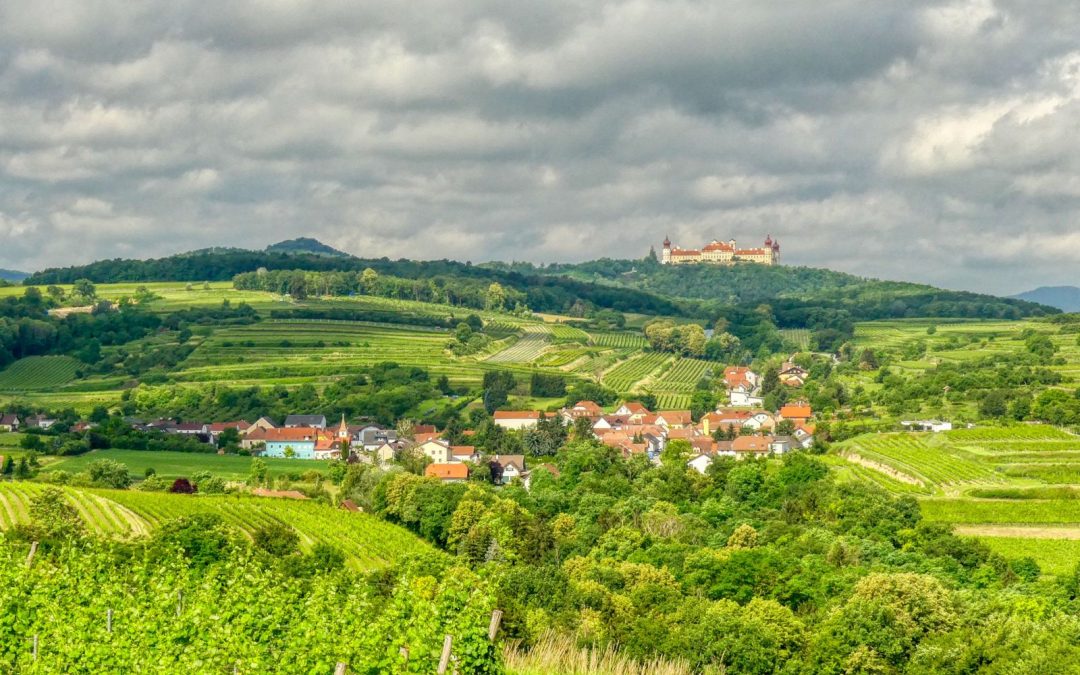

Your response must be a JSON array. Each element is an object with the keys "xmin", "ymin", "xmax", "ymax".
[
  {"xmin": 485, "ymin": 325, "xmax": 551, "ymax": 363},
  {"xmin": 653, "ymin": 358, "xmax": 712, "ymax": 391},
  {"xmin": 602, "ymin": 352, "xmax": 670, "ymax": 392},
  {"xmin": 0, "ymin": 356, "xmax": 82, "ymax": 391},
  {"xmin": 845, "ymin": 434, "xmax": 1001, "ymax": 486},
  {"xmin": 589, "ymin": 332, "xmax": 648, "ymax": 349}
]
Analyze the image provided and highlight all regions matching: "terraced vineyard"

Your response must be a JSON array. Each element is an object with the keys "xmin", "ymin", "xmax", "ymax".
[
  {"xmin": 779, "ymin": 328, "xmax": 811, "ymax": 349},
  {"xmin": 836, "ymin": 425, "xmax": 1080, "ymax": 576},
  {"xmin": 547, "ymin": 323, "xmax": 590, "ymax": 343},
  {"xmin": 602, "ymin": 352, "xmax": 669, "ymax": 392},
  {"xmin": 486, "ymin": 324, "xmax": 551, "ymax": 363},
  {"xmin": 0, "ymin": 356, "xmax": 82, "ymax": 391},
  {"xmin": 178, "ymin": 320, "xmax": 495, "ymax": 385},
  {"xmin": 0, "ymin": 482, "xmax": 149, "ymax": 538},
  {"xmin": 0, "ymin": 482, "xmax": 433, "ymax": 569},
  {"xmin": 653, "ymin": 358, "xmax": 712, "ymax": 391},
  {"xmin": 589, "ymin": 331, "xmax": 648, "ymax": 349}
]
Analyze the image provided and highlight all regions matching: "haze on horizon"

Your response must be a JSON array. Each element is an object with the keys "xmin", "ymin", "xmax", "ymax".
[{"xmin": 1, "ymin": 0, "xmax": 1079, "ymax": 295}]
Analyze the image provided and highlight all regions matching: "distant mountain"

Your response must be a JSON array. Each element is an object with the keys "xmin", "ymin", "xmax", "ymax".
[
  {"xmin": 0, "ymin": 269, "xmax": 28, "ymax": 282},
  {"xmin": 265, "ymin": 238, "xmax": 351, "ymax": 258},
  {"xmin": 1012, "ymin": 286, "xmax": 1080, "ymax": 313}
]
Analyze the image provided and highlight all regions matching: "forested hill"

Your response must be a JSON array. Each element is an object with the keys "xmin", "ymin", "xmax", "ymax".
[
  {"xmin": 24, "ymin": 247, "xmax": 1055, "ymax": 323},
  {"xmin": 490, "ymin": 258, "xmax": 1057, "ymax": 321}
]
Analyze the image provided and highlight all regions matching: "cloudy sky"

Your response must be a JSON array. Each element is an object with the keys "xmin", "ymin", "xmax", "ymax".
[{"xmin": 1, "ymin": 0, "xmax": 1079, "ymax": 294}]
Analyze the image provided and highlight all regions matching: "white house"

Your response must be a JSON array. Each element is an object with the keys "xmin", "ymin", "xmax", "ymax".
[
  {"xmin": 687, "ymin": 454, "xmax": 713, "ymax": 474},
  {"xmin": 492, "ymin": 455, "xmax": 526, "ymax": 484},
  {"xmin": 901, "ymin": 420, "xmax": 953, "ymax": 433},
  {"xmin": 418, "ymin": 439, "xmax": 453, "ymax": 464},
  {"xmin": 493, "ymin": 411, "xmax": 541, "ymax": 430},
  {"xmin": 729, "ymin": 385, "xmax": 764, "ymax": 408}
]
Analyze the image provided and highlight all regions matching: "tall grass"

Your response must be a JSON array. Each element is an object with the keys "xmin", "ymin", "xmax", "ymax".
[{"xmin": 504, "ymin": 634, "xmax": 695, "ymax": 675}]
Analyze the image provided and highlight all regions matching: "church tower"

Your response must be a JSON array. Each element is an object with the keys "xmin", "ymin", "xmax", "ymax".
[
  {"xmin": 337, "ymin": 414, "xmax": 349, "ymax": 440},
  {"xmin": 661, "ymin": 236, "xmax": 672, "ymax": 265}
]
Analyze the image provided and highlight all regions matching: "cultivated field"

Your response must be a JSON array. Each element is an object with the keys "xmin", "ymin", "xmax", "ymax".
[
  {"xmin": 836, "ymin": 424, "xmax": 1080, "ymax": 577},
  {"xmin": 0, "ymin": 356, "xmax": 82, "ymax": 391},
  {"xmin": 0, "ymin": 481, "xmax": 433, "ymax": 569}
]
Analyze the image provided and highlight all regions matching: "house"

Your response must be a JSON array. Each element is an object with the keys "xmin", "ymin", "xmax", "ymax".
[
  {"xmin": 174, "ymin": 422, "xmax": 209, "ymax": 437},
  {"xmin": 207, "ymin": 421, "xmax": 250, "ymax": 443},
  {"xmin": 688, "ymin": 454, "xmax": 713, "ymax": 474},
  {"xmin": 901, "ymin": 420, "xmax": 954, "ymax": 433},
  {"xmin": 355, "ymin": 424, "xmax": 397, "ymax": 451},
  {"xmin": 450, "ymin": 445, "xmax": 478, "ymax": 463},
  {"xmin": 779, "ymin": 362, "xmax": 809, "ymax": 387},
  {"xmin": 373, "ymin": 440, "xmax": 407, "ymax": 465},
  {"xmin": 256, "ymin": 427, "xmax": 320, "ymax": 459},
  {"xmin": 561, "ymin": 400, "xmax": 604, "ymax": 423},
  {"xmin": 418, "ymin": 439, "xmax": 453, "ymax": 464},
  {"xmin": 732, "ymin": 435, "xmax": 774, "ymax": 456},
  {"xmin": 313, "ymin": 436, "xmax": 344, "ymax": 460},
  {"xmin": 615, "ymin": 401, "xmax": 652, "ymax": 418},
  {"xmin": 493, "ymin": 411, "xmax": 541, "ymax": 430},
  {"xmin": 656, "ymin": 410, "xmax": 693, "ymax": 428},
  {"xmin": 724, "ymin": 366, "xmax": 759, "ymax": 390},
  {"xmin": 24, "ymin": 414, "xmax": 56, "ymax": 430},
  {"xmin": 0, "ymin": 414, "xmax": 20, "ymax": 432},
  {"xmin": 425, "ymin": 463, "xmax": 469, "ymax": 482},
  {"xmin": 793, "ymin": 425, "xmax": 816, "ymax": 448},
  {"xmin": 593, "ymin": 414, "xmax": 631, "ymax": 433},
  {"xmin": 413, "ymin": 431, "xmax": 443, "ymax": 445},
  {"xmin": 284, "ymin": 414, "xmax": 327, "ymax": 429},
  {"xmin": 778, "ymin": 403, "xmax": 813, "ymax": 425},
  {"xmin": 413, "ymin": 424, "xmax": 437, "ymax": 436},
  {"xmin": 522, "ymin": 463, "xmax": 559, "ymax": 490},
  {"xmin": 339, "ymin": 499, "xmax": 362, "ymax": 512},
  {"xmin": 491, "ymin": 454, "xmax": 526, "ymax": 484},
  {"xmin": 769, "ymin": 436, "xmax": 797, "ymax": 454},
  {"xmin": 729, "ymin": 384, "xmax": 764, "ymax": 408},
  {"xmin": 245, "ymin": 417, "xmax": 278, "ymax": 435}
]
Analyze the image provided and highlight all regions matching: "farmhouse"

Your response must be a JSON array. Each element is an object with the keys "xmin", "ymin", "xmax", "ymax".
[
  {"xmin": 491, "ymin": 454, "xmax": 526, "ymax": 484},
  {"xmin": 778, "ymin": 402, "xmax": 813, "ymax": 425},
  {"xmin": 779, "ymin": 361, "xmax": 809, "ymax": 387},
  {"xmin": 493, "ymin": 410, "xmax": 542, "ymax": 430},
  {"xmin": 0, "ymin": 414, "xmax": 20, "ymax": 432},
  {"xmin": 254, "ymin": 427, "xmax": 320, "ymax": 459}
]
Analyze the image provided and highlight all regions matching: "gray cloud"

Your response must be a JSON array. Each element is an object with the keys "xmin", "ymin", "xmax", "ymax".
[{"xmin": 1, "ymin": 0, "xmax": 1079, "ymax": 294}]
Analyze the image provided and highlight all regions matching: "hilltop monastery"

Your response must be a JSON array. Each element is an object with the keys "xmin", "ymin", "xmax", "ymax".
[{"xmin": 661, "ymin": 235, "xmax": 780, "ymax": 266}]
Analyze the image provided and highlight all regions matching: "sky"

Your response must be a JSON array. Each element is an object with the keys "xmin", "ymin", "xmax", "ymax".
[{"xmin": 1, "ymin": 0, "xmax": 1079, "ymax": 295}]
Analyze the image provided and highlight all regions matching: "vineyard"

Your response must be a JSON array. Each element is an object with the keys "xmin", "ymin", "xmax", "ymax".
[
  {"xmin": 0, "ymin": 482, "xmax": 433, "ymax": 569},
  {"xmin": 601, "ymin": 352, "xmax": 670, "ymax": 392},
  {"xmin": 0, "ymin": 356, "xmax": 81, "ymax": 391},
  {"xmin": 486, "ymin": 325, "xmax": 552, "ymax": 363},
  {"xmin": 0, "ymin": 536, "xmax": 495, "ymax": 673},
  {"xmin": 836, "ymin": 425, "xmax": 1080, "ymax": 576},
  {"xmin": 47, "ymin": 449, "xmax": 321, "ymax": 481},
  {"xmin": 588, "ymin": 331, "xmax": 648, "ymax": 349}
]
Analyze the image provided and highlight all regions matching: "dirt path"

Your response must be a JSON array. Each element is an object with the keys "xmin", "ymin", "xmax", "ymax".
[
  {"xmin": 954, "ymin": 525, "xmax": 1080, "ymax": 539},
  {"xmin": 841, "ymin": 452, "xmax": 926, "ymax": 486}
]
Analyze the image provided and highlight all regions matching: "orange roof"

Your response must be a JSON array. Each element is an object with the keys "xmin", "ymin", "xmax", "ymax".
[
  {"xmin": 573, "ymin": 401, "xmax": 603, "ymax": 413},
  {"xmin": 425, "ymin": 463, "xmax": 469, "ymax": 480},
  {"xmin": 732, "ymin": 435, "xmax": 774, "ymax": 452},
  {"xmin": 780, "ymin": 404, "xmax": 812, "ymax": 419},
  {"xmin": 247, "ymin": 427, "xmax": 319, "ymax": 442},
  {"xmin": 493, "ymin": 411, "xmax": 541, "ymax": 420},
  {"xmin": 658, "ymin": 410, "xmax": 693, "ymax": 425},
  {"xmin": 671, "ymin": 249, "xmax": 701, "ymax": 256},
  {"xmin": 414, "ymin": 432, "xmax": 444, "ymax": 444},
  {"xmin": 703, "ymin": 241, "xmax": 735, "ymax": 252},
  {"xmin": 208, "ymin": 420, "xmax": 250, "ymax": 433},
  {"xmin": 451, "ymin": 445, "xmax": 476, "ymax": 457},
  {"xmin": 620, "ymin": 401, "xmax": 651, "ymax": 415}
]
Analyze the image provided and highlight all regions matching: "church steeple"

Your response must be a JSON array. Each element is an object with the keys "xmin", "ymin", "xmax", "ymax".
[{"xmin": 338, "ymin": 413, "xmax": 349, "ymax": 440}]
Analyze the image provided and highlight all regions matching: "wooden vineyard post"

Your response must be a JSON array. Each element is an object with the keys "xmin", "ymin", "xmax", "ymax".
[
  {"xmin": 31, "ymin": 634, "xmax": 38, "ymax": 661},
  {"xmin": 107, "ymin": 609, "xmax": 113, "ymax": 633},
  {"xmin": 488, "ymin": 610, "xmax": 503, "ymax": 641},
  {"xmin": 436, "ymin": 635, "xmax": 453, "ymax": 674},
  {"xmin": 176, "ymin": 590, "xmax": 184, "ymax": 617},
  {"xmin": 25, "ymin": 541, "xmax": 38, "ymax": 568},
  {"xmin": 333, "ymin": 662, "xmax": 347, "ymax": 675}
]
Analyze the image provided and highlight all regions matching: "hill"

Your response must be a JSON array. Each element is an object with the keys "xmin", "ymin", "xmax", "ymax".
[
  {"xmin": 266, "ymin": 237, "xmax": 351, "ymax": 257},
  {"xmin": 1013, "ymin": 286, "xmax": 1080, "ymax": 312},
  {"xmin": 0, "ymin": 269, "xmax": 27, "ymax": 282}
]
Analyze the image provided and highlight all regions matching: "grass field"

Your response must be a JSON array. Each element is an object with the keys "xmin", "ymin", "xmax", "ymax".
[
  {"xmin": 0, "ymin": 481, "xmax": 434, "ymax": 569},
  {"xmin": 46, "ymin": 449, "xmax": 321, "ymax": 481},
  {"xmin": 836, "ymin": 424, "xmax": 1080, "ymax": 576}
]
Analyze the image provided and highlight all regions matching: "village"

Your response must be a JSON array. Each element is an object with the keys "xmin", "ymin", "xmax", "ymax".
[{"xmin": 1, "ymin": 360, "xmax": 819, "ymax": 488}]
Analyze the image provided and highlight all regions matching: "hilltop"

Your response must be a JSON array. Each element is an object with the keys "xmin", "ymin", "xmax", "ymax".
[
  {"xmin": 1013, "ymin": 285, "xmax": 1080, "ymax": 312},
  {"xmin": 265, "ymin": 237, "xmax": 351, "ymax": 258}
]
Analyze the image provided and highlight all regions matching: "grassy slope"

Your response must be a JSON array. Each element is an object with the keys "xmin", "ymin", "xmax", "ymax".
[{"xmin": 45, "ymin": 449, "xmax": 320, "ymax": 481}]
